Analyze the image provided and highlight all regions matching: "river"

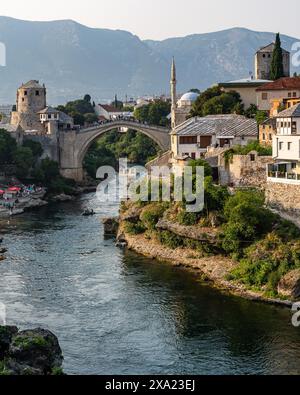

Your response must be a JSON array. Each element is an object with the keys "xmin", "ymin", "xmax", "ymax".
[{"xmin": 0, "ymin": 192, "xmax": 300, "ymax": 375}]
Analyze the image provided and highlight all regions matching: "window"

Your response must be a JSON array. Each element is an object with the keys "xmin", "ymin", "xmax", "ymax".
[
  {"xmin": 24, "ymin": 91, "xmax": 27, "ymax": 96},
  {"xmin": 36, "ymin": 91, "xmax": 40, "ymax": 96},
  {"xmin": 179, "ymin": 136, "xmax": 197, "ymax": 145},
  {"xmin": 263, "ymin": 54, "xmax": 266, "ymax": 58},
  {"xmin": 269, "ymin": 134, "xmax": 273, "ymax": 140},
  {"xmin": 279, "ymin": 142, "xmax": 283, "ymax": 150},
  {"xmin": 288, "ymin": 142, "xmax": 292, "ymax": 150},
  {"xmin": 262, "ymin": 92, "xmax": 268, "ymax": 100},
  {"xmin": 288, "ymin": 92, "xmax": 292, "ymax": 98},
  {"xmin": 250, "ymin": 154, "xmax": 256, "ymax": 162},
  {"xmin": 288, "ymin": 122, "xmax": 291, "ymax": 128},
  {"xmin": 191, "ymin": 153, "xmax": 196, "ymax": 160},
  {"xmin": 292, "ymin": 122, "xmax": 297, "ymax": 134},
  {"xmin": 262, "ymin": 133, "xmax": 266, "ymax": 140},
  {"xmin": 199, "ymin": 136, "xmax": 212, "ymax": 148},
  {"xmin": 293, "ymin": 92, "xmax": 297, "ymax": 98},
  {"xmin": 292, "ymin": 163, "xmax": 297, "ymax": 169}
]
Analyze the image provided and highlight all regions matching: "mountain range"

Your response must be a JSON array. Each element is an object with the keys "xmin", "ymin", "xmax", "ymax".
[{"xmin": 0, "ymin": 16, "xmax": 299, "ymax": 105}]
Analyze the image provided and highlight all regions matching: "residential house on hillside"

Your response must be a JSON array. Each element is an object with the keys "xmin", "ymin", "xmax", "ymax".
[
  {"xmin": 268, "ymin": 103, "xmax": 300, "ymax": 183},
  {"xmin": 256, "ymin": 77, "xmax": 300, "ymax": 112},
  {"xmin": 259, "ymin": 118, "xmax": 276, "ymax": 147},
  {"xmin": 255, "ymin": 43, "xmax": 290, "ymax": 80},
  {"xmin": 219, "ymin": 77, "xmax": 270, "ymax": 109},
  {"xmin": 171, "ymin": 114, "xmax": 258, "ymax": 163},
  {"xmin": 95, "ymin": 104, "xmax": 124, "ymax": 121}
]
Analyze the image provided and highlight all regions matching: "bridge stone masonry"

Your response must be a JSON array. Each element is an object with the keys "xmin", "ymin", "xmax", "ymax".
[{"xmin": 58, "ymin": 120, "xmax": 171, "ymax": 182}]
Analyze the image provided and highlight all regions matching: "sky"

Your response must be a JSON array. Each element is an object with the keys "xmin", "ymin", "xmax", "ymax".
[{"xmin": 1, "ymin": 0, "xmax": 300, "ymax": 40}]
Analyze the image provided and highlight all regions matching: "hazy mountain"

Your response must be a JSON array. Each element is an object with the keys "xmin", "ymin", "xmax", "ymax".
[{"xmin": 0, "ymin": 17, "xmax": 298, "ymax": 105}]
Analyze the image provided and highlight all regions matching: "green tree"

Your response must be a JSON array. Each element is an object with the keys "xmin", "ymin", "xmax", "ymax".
[
  {"xmin": 23, "ymin": 140, "xmax": 43, "ymax": 158},
  {"xmin": 134, "ymin": 100, "xmax": 171, "ymax": 126},
  {"xmin": 270, "ymin": 33, "xmax": 284, "ymax": 81},
  {"xmin": 84, "ymin": 113, "xmax": 98, "ymax": 124},
  {"xmin": 71, "ymin": 112, "xmax": 85, "ymax": 126},
  {"xmin": 0, "ymin": 129, "xmax": 17, "ymax": 165},
  {"xmin": 84, "ymin": 94, "xmax": 91, "ymax": 103},
  {"xmin": 190, "ymin": 87, "xmax": 243, "ymax": 117},
  {"xmin": 13, "ymin": 147, "xmax": 35, "ymax": 179}
]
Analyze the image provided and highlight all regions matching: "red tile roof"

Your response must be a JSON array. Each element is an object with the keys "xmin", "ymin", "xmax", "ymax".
[
  {"xmin": 256, "ymin": 77, "xmax": 300, "ymax": 91},
  {"xmin": 99, "ymin": 104, "xmax": 121, "ymax": 113}
]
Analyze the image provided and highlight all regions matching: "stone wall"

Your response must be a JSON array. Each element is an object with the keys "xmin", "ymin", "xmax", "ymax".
[
  {"xmin": 266, "ymin": 181, "xmax": 300, "ymax": 221},
  {"xmin": 219, "ymin": 152, "xmax": 273, "ymax": 188}
]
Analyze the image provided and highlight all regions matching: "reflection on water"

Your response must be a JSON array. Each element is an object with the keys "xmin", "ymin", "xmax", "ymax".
[{"xmin": 0, "ymin": 193, "xmax": 300, "ymax": 375}]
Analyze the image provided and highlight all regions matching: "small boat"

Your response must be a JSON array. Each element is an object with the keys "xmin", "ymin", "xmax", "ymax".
[{"xmin": 82, "ymin": 209, "xmax": 95, "ymax": 217}]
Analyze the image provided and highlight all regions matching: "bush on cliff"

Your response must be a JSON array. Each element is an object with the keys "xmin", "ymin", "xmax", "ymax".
[
  {"xmin": 229, "ymin": 233, "xmax": 300, "ymax": 293},
  {"xmin": 222, "ymin": 190, "xmax": 275, "ymax": 256},
  {"xmin": 140, "ymin": 203, "xmax": 169, "ymax": 230},
  {"xmin": 124, "ymin": 221, "xmax": 146, "ymax": 235}
]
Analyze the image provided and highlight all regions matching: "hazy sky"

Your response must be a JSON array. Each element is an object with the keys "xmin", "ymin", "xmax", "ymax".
[{"xmin": 2, "ymin": 0, "xmax": 300, "ymax": 40}]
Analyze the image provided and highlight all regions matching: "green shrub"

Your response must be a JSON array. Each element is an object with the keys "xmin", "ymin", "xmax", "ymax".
[
  {"xmin": 177, "ymin": 211, "xmax": 200, "ymax": 226},
  {"xmin": 157, "ymin": 231, "xmax": 184, "ymax": 249},
  {"xmin": 124, "ymin": 221, "xmax": 146, "ymax": 235},
  {"xmin": 140, "ymin": 203, "xmax": 168, "ymax": 230}
]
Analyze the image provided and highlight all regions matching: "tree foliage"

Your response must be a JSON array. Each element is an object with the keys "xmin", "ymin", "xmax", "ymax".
[
  {"xmin": 270, "ymin": 33, "xmax": 284, "ymax": 81},
  {"xmin": 134, "ymin": 100, "xmax": 171, "ymax": 126},
  {"xmin": 190, "ymin": 87, "xmax": 243, "ymax": 117}
]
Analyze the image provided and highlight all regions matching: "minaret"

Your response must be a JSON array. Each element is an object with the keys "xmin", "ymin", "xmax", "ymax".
[{"xmin": 170, "ymin": 57, "xmax": 177, "ymax": 129}]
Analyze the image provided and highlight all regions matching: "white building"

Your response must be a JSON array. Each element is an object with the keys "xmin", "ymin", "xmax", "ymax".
[
  {"xmin": 171, "ymin": 114, "xmax": 258, "ymax": 162},
  {"xmin": 268, "ymin": 103, "xmax": 300, "ymax": 183},
  {"xmin": 95, "ymin": 104, "xmax": 130, "ymax": 121}
]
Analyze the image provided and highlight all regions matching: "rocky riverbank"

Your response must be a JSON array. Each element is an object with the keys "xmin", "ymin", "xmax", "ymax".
[
  {"xmin": 114, "ymin": 201, "xmax": 296, "ymax": 308},
  {"xmin": 0, "ymin": 326, "xmax": 64, "ymax": 375},
  {"xmin": 118, "ymin": 227, "xmax": 293, "ymax": 307}
]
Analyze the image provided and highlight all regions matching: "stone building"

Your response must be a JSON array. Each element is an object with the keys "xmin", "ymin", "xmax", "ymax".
[
  {"xmin": 171, "ymin": 114, "xmax": 258, "ymax": 163},
  {"xmin": 255, "ymin": 43, "xmax": 290, "ymax": 80},
  {"xmin": 256, "ymin": 77, "xmax": 300, "ymax": 112},
  {"xmin": 11, "ymin": 80, "xmax": 46, "ymax": 132},
  {"xmin": 219, "ymin": 77, "xmax": 270, "ymax": 109},
  {"xmin": 259, "ymin": 118, "xmax": 276, "ymax": 147},
  {"xmin": 10, "ymin": 80, "xmax": 73, "ymax": 136}
]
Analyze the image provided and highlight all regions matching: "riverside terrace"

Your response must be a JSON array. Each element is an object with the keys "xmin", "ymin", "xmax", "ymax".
[{"xmin": 0, "ymin": 181, "xmax": 46, "ymax": 216}]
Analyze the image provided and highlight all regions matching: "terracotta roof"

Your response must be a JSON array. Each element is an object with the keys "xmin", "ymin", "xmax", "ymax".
[
  {"xmin": 277, "ymin": 103, "xmax": 300, "ymax": 118},
  {"xmin": 99, "ymin": 104, "xmax": 121, "ymax": 113},
  {"xmin": 256, "ymin": 77, "xmax": 300, "ymax": 91}
]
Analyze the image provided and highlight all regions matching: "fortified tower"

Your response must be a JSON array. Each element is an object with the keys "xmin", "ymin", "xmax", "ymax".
[
  {"xmin": 255, "ymin": 43, "xmax": 290, "ymax": 80},
  {"xmin": 11, "ymin": 80, "xmax": 46, "ymax": 132}
]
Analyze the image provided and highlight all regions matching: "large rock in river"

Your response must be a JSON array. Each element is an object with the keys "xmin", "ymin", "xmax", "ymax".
[
  {"xmin": 1, "ymin": 327, "xmax": 64, "ymax": 375},
  {"xmin": 278, "ymin": 270, "xmax": 300, "ymax": 299}
]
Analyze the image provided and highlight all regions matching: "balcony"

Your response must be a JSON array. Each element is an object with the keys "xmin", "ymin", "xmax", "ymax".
[{"xmin": 267, "ymin": 163, "xmax": 300, "ymax": 184}]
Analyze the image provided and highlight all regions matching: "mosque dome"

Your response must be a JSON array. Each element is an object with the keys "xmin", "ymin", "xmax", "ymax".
[{"xmin": 178, "ymin": 92, "xmax": 199, "ymax": 107}]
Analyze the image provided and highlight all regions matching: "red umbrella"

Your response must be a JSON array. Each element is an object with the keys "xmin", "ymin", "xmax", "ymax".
[
  {"xmin": 0, "ymin": 190, "xmax": 4, "ymax": 194},
  {"xmin": 8, "ymin": 187, "xmax": 21, "ymax": 192}
]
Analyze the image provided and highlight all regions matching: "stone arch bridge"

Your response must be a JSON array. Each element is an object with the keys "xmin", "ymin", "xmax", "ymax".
[{"xmin": 58, "ymin": 120, "xmax": 171, "ymax": 181}]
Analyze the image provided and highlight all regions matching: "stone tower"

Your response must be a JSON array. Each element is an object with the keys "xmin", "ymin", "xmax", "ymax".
[
  {"xmin": 11, "ymin": 80, "xmax": 47, "ymax": 131},
  {"xmin": 170, "ymin": 57, "xmax": 177, "ymax": 130},
  {"xmin": 255, "ymin": 43, "xmax": 290, "ymax": 80}
]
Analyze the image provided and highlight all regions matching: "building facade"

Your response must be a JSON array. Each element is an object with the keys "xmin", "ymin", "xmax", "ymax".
[
  {"xmin": 11, "ymin": 80, "xmax": 47, "ymax": 132},
  {"xmin": 219, "ymin": 78, "xmax": 270, "ymax": 109},
  {"xmin": 268, "ymin": 103, "xmax": 300, "ymax": 183},
  {"xmin": 171, "ymin": 114, "xmax": 258, "ymax": 162},
  {"xmin": 256, "ymin": 77, "xmax": 300, "ymax": 112},
  {"xmin": 255, "ymin": 43, "xmax": 290, "ymax": 80},
  {"xmin": 259, "ymin": 118, "xmax": 276, "ymax": 146}
]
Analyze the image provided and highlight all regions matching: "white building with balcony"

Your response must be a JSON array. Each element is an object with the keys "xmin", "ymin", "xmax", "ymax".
[
  {"xmin": 171, "ymin": 114, "xmax": 258, "ymax": 162},
  {"xmin": 268, "ymin": 103, "xmax": 300, "ymax": 183}
]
